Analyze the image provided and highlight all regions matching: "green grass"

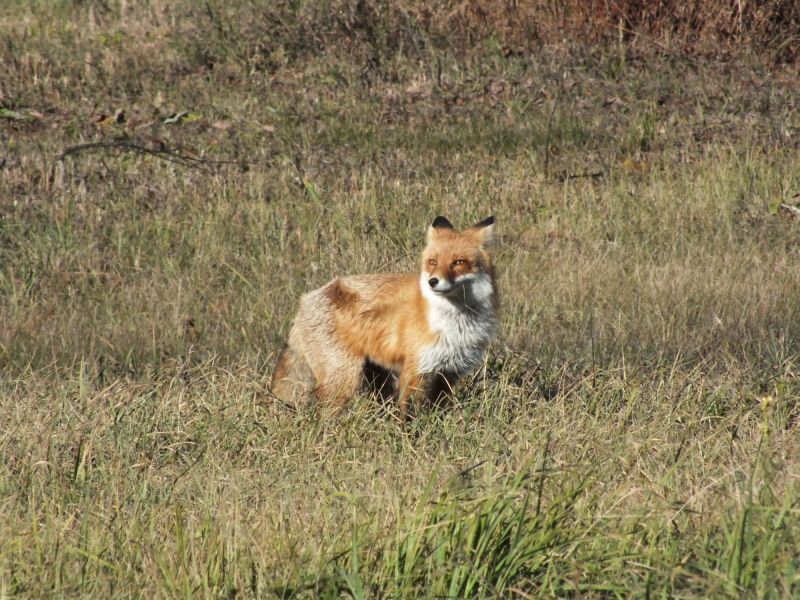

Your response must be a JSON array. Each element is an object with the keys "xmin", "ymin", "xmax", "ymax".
[{"xmin": 2, "ymin": 1, "xmax": 800, "ymax": 597}]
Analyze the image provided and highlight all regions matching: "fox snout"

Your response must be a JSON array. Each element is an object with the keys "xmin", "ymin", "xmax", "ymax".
[{"xmin": 427, "ymin": 273, "xmax": 456, "ymax": 294}]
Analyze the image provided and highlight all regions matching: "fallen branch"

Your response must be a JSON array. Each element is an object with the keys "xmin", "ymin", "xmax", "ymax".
[
  {"xmin": 58, "ymin": 140, "xmax": 245, "ymax": 171},
  {"xmin": 552, "ymin": 171, "xmax": 604, "ymax": 183}
]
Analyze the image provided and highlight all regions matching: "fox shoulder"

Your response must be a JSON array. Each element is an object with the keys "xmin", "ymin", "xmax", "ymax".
[{"xmin": 323, "ymin": 278, "xmax": 360, "ymax": 309}]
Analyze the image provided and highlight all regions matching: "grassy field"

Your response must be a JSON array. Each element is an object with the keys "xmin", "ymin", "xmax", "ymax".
[{"xmin": 2, "ymin": 1, "xmax": 800, "ymax": 597}]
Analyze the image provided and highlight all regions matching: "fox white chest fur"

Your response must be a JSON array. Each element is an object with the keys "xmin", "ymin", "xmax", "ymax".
[{"xmin": 417, "ymin": 271, "xmax": 497, "ymax": 376}]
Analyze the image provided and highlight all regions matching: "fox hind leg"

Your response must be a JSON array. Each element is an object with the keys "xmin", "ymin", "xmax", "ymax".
[
  {"xmin": 311, "ymin": 356, "xmax": 363, "ymax": 408},
  {"xmin": 270, "ymin": 345, "xmax": 316, "ymax": 407}
]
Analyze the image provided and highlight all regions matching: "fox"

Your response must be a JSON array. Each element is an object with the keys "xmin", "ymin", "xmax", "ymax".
[{"xmin": 270, "ymin": 215, "xmax": 498, "ymax": 417}]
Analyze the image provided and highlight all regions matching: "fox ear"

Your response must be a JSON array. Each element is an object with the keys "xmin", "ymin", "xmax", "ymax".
[
  {"xmin": 474, "ymin": 215, "xmax": 495, "ymax": 229},
  {"xmin": 432, "ymin": 216, "xmax": 454, "ymax": 229},
  {"xmin": 427, "ymin": 215, "xmax": 454, "ymax": 244},
  {"xmin": 473, "ymin": 215, "xmax": 496, "ymax": 248}
]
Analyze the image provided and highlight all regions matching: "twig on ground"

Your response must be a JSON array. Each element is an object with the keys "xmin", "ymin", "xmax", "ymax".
[
  {"xmin": 551, "ymin": 171, "xmax": 605, "ymax": 183},
  {"xmin": 58, "ymin": 140, "xmax": 246, "ymax": 171}
]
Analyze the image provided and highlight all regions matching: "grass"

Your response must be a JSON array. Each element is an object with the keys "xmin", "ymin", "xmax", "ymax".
[{"xmin": 2, "ymin": 1, "xmax": 800, "ymax": 597}]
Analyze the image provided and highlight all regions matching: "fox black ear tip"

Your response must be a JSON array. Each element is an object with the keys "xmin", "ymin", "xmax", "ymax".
[
  {"xmin": 432, "ymin": 216, "xmax": 454, "ymax": 229},
  {"xmin": 476, "ymin": 215, "xmax": 495, "ymax": 228}
]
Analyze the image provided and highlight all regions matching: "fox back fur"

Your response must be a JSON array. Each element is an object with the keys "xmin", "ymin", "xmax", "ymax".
[{"xmin": 270, "ymin": 216, "xmax": 498, "ymax": 415}]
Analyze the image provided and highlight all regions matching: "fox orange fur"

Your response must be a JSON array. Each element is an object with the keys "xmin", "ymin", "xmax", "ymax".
[{"xmin": 270, "ymin": 216, "xmax": 498, "ymax": 416}]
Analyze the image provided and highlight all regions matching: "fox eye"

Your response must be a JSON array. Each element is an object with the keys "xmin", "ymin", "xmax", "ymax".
[
  {"xmin": 428, "ymin": 259, "xmax": 438, "ymax": 267},
  {"xmin": 452, "ymin": 259, "xmax": 466, "ymax": 266}
]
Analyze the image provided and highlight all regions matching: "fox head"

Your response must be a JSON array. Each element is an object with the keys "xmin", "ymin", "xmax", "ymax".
[{"xmin": 421, "ymin": 215, "xmax": 496, "ymax": 298}]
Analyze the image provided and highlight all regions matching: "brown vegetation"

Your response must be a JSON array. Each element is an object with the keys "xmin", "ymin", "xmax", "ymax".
[{"xmin": 197, "ymin": 0, "xmax": 800, "ymax": 64}]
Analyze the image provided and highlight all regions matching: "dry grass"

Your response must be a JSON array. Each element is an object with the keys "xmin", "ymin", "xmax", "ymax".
[{"xmin": 1, "ymin": 1, "xmax": 800, "ymax": 597}]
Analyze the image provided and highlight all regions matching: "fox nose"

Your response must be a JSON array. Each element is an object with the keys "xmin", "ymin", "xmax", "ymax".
[{"xmin": 428, "ymin": 277, "xmax": 439, "ymax": 288}]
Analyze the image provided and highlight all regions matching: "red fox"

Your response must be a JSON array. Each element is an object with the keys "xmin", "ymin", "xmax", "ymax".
[{"xmin": 270, "ymin": 216, "xmax": 498, "ymax": 416}]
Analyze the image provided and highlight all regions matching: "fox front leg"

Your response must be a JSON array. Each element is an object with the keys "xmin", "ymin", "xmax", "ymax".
[
  {"xmin": 397, "ymin": 370, "xmax": 425, "ymax": 419},
  {"xmin": 425, "ymin": 372, "xmax": 457, "ymax": 407}
]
